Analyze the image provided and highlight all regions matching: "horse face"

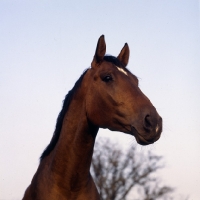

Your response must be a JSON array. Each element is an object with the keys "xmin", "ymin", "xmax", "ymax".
[{"xmin": 85, "ymin": 35, "xmax": 162, "ymax": 145}]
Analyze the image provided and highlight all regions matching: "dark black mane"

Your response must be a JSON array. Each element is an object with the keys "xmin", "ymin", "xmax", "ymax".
[
  {"xmin": 40, "ymin": 55, "xmax": 123, "ymax": 161},
  {"xmin": 104, "ymin": 55, "xmax": 125, "ymax": 68},
  {"xmin": 40, "ymin": 69, "xmax": 89, "ymax": 161}
]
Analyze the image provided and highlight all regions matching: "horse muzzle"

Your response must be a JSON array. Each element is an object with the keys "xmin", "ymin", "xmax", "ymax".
[{"xmin": 131, "ymin": 116, "xmax": 162, "ymax": 145}]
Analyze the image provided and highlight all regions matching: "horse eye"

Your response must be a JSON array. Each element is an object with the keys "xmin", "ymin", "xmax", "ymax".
[{"xmin": 102, "ymin": 75, "xmax": 113, "ymax": 82}]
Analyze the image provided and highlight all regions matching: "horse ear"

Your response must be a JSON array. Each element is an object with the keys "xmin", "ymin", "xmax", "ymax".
[
  {"xmin": 91, "ymin": 35, "xmax": 106, "ymax": 68},
  {"xmin": 117, "ymin": 43, "xmax": 130, "ymax": 67}
]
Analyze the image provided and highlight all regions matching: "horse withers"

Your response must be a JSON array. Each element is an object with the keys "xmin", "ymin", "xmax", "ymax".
[{"xmin": 22, "ymin": 35, "xmax": 162, "ymax": 200}]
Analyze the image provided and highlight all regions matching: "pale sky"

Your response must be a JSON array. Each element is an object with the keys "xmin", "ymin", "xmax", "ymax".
[{"xmin": 0, "ymin": 1, "xmax": 200, "ymax": 199}]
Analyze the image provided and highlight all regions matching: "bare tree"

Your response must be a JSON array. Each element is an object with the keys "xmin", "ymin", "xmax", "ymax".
[{"xmin": 91, "ymin": 138, "xmax": 174, "ymax": 200}]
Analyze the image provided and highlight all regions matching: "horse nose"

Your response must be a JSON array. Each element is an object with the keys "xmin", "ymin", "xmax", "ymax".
[
  {"xmin": 143, "ymin": 114, "xmax": 153, "ymax": 132},
  {"xmin": 143, "ymin": 113, "xmax": 162, "ymax": 133}
]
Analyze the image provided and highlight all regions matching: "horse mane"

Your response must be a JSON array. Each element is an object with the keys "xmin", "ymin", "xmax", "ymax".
[
  {"xmin": 40, "ymin": 55, "xmax": 124, "ymax": 161},
  {"xmin": 40, "ymin": 69, "xmax": 89, "ymax": 160}
]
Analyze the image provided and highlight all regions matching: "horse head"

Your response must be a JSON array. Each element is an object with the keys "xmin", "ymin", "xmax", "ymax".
[{"xmin": 85, "ymin": 35, "xmax": 162, "ymax": 145}]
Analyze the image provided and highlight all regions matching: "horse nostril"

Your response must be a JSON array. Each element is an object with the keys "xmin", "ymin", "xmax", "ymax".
[{"xmin": 144, "ymin": 115, "xmax": 152, "ymax": 131}]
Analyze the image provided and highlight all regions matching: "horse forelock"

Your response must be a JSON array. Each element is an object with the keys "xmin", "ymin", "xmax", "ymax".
[{"xmin": 103, "ymin": 55, "xmax": 125, "ymax": 68}]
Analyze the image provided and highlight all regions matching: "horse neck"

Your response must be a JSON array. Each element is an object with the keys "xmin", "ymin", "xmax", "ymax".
[{"xmin": 42, "ymin": 87, "xmax": 98, "ymax": 190}]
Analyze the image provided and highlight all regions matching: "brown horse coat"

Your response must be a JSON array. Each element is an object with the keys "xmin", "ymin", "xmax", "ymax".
[{"xmin": 22, "ymin": 35, "xmax": 162, "ymax": 200}]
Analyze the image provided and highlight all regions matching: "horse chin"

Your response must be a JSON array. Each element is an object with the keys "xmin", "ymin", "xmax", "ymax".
[
  {"xmin": 131, "ymin": 126, "xmax": 158, "ymax": 146},
  {"xmin": 135, "ymin": 136, "xmax": 154, "ymax": 146}
]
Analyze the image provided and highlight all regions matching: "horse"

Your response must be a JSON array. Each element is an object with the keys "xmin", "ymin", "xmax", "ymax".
[{"xmin": 22, "ymin": 35, "xmax": 162, "ymax": 200}]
